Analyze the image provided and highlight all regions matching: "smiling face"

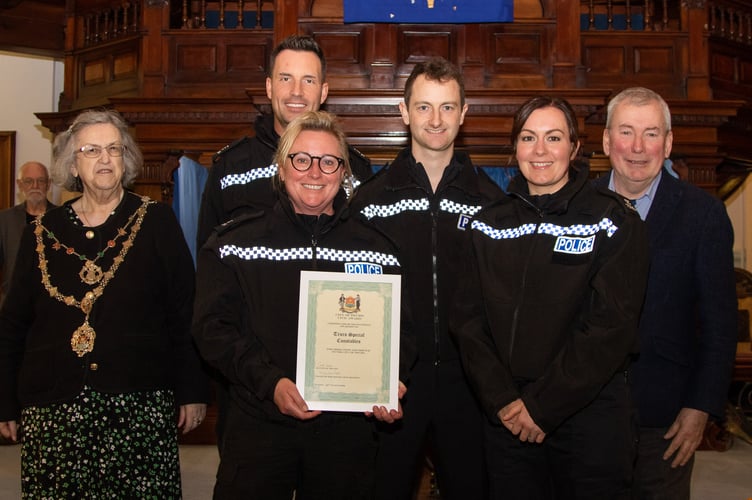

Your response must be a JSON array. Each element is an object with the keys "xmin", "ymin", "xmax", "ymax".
[
  {"xmin": 71, "ymin": 123, "xmax": 125, "ymax": 195},
  {"xmin": 515, "ymin": 106, "xmax": 579, "ymax": 195},
  {"xmin": 280, "ymin": 130, "xmax": 345, "ymax": 216},
  {"xmin": 603, "ymin": 99, "xmax": 673, "ymax": 197},
  {"xmin": 266, "ymin": 49, "xmax": 329, "ymax": 136},
  {"xmin": 399, "ymin": 74, "xmax": 467, "ymax": 162}
]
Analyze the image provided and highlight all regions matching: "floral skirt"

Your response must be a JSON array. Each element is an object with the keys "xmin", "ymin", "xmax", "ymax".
[{"xmin": 20, "ymin": 386, "xmax": 181, "ymax": 499}]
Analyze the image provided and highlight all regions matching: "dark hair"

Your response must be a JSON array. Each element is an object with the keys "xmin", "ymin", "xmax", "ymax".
[
  {"xmin": 404, "ymin": 57, "xmax": 465, "ymax": 108},
  {"xmin": 269, "ymin": 35, "xmax": 327, "ymax": 80},
  {"xmin": 52, "ymin": 108, "xmax": 142, "ymax": 191},
  {"xmin": 510, "ymin": 96, "xmax": 580, "ymax": 158}
]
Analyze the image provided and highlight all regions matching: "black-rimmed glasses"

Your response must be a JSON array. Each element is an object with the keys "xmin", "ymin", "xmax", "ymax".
[
  {"xmin": 287, "ymin": 152, "xmax": 344, "ymax": 174},
  {"xmin": 77, "ymin": 143, "xmax": 126, "ymax": 159}
]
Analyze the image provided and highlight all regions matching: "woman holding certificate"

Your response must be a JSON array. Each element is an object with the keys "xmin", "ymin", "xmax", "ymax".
[{"xmin": 193, "ymin": 110, "xmax": 413, "ymax": 499}]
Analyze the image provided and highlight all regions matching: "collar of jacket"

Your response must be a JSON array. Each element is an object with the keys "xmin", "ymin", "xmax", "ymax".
[
  {"xmin": 383, "ymin": 147, "xmax": 481, "ymax": 196},
  {"xmin": 276, "ymin": 187, "xmax": 351, "ymax": 235},
  {"xmin": 508, "ymin": 161, "xmax": 591, "ymax": 215},
  {"xmin": 254, "ymin": 113, "xmax": 280, "ymax": 151}
]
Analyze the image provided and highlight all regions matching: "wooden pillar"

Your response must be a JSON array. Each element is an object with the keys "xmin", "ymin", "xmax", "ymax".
[
  {"xmin": 685, "ymin": 0, "xmax": 712, "ymax": 100},
  {"xmin": 552, "ymin": 0, "xmax": 583, "ymax": 88}
]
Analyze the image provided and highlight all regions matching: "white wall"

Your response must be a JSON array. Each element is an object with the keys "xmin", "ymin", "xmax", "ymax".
[{"xmin": 0, "ymin": 51, "xmax": 64, "ymax": 204}]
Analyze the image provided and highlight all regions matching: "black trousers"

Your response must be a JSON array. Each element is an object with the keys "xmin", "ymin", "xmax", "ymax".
[
  {"xmin": 374, "ymin": 360, "xmax": 486, "ymax": 500},
  {"xmin": 485, "ymin": 371, "xmax": 637, "ymax": 500},
  {"xmin": 214, "ymin": 400, "xmax": 378, "ymax": 500}
]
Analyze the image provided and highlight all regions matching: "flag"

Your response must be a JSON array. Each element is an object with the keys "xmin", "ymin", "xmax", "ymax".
[{"xmin": 344, "ymin": 0, "xmax": 513, "ymax": 24}]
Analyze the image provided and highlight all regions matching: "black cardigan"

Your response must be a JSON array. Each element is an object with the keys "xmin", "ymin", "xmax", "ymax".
[{"xmin": 0, "ymin": 191, "xmax": 209, "ymax": 420}]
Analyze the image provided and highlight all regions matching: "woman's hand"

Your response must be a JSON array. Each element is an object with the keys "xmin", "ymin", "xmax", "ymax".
[
  {"xmin": 0, "ymin": 420, "xmax": 18, "ymax": 442},
  {"xmin": 366, "ymin": 381, "xmax": 407, "ymax": 423},
  {"xmin": 178, "ymin": 403, "xmax": 208, "ymax": 435},
  {"xmin": 273, "ymin": 377, "xmax": 322, "ymax": 421}
]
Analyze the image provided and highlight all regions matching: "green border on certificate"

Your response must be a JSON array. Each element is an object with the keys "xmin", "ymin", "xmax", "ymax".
[{"xmin": 296, "ymin": 270, "xmax": 401, "ymax": 412}]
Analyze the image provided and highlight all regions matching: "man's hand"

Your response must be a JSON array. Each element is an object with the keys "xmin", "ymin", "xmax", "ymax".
[
  {"xmin": 498, "ymin": 398, "xmax": 546, "ymax": 444},
  {"xmin": 662, "ymin": 407, "xmax": 708, "ymax": 467},
  {"xmin": 273, "ymin": 377, "xmax": 322, "ymax": 420}
]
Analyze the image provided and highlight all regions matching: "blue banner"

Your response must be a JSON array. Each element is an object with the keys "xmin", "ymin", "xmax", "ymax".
[{"xmin": 343, "ymin": 0, "xmax": 513, "ymax": 24}]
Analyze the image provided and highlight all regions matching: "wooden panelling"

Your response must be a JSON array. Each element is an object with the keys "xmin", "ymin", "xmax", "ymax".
[
  {"xmin": 164, "ymin": 31, "xmax": 271, "ymax": 97},
  {"xmin": 582, "ymin": 32, "xmax": 687, "ymax": 97},
  {"xmin": 73, "ymin": 36, "xmax": 141, "ymax": 108}
]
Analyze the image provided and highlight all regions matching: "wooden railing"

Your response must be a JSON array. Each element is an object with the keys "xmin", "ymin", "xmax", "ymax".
[
  {"xmin": 81, "ymin": 2, "xmax": 140, "ymax": 47},
  {"xmin": 709, "ymin": 0, "xmax": 752, "ymax": 45},
  {"xmin": 581, "ymin": 0, "xmax": 676, "ymax": 31},
  {"xmin": 177, "ymin": 0, "xmax": 273, "ymax": 29}
]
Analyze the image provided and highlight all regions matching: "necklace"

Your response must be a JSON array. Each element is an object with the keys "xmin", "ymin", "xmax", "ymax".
[
  {"xmin": 44, "ymin": 203, "xmax": 140, "ymax": 285},
  {"xmin": 34, "ymin": 195, "xmax": 153, "ymax": 357}
]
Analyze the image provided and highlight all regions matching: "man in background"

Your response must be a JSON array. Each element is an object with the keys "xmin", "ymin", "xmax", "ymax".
[
  {"xmin": 0, "ymin": 161, "xmax": 56, "ymax": 305},
  {"xmin": 597, "ymin": 87, "xmax": 737, "ymax": 499},
  {"xmin": 351, "ymin": 57, "xmax": 502, "ymax": 499},
  {"xmin": 196, "ymin": 34, "xmax": 372, "ymax": 452},
  {"xmin": 196, "ymin": 34, "xmax": 371, "ymax": 246}
]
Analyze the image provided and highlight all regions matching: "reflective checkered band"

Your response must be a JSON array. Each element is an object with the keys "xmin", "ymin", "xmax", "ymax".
[
  {"xmin": 439, "ymin": 199, "xmax": 483, "ymax": 216},
  {"xmin": 360, "ymin": 198, "xmax": 482, "ymax": 220},
  {"xmin": 360, "ymin": 199, "xmax": 430, "ymax": 220},
  {"xmin": 471, "ymin": 220, "xmax": 538, "ymax": 239},
  {"xmin": 220, "ymin": 164, "xmax": 278, "ymax": 190},
  {"xmin": 472, "ymin": 217, "xmax": 618, "ymax": 240},
  {"xmin": 219, "ymin": 244, "xmax": 400, "ymax": 266}
]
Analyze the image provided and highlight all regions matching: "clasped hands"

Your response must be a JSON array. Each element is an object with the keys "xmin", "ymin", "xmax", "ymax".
[{"xmin": 498, "ymin": 398, "xmax": 546, "ymax": 444}]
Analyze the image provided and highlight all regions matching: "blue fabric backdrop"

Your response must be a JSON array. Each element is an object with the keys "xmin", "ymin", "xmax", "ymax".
[
  {"xmin": 172, "ymin": 156, "xmax": 208, "ymax": 265},
  {"xmin": 344, "ymin": 0, "xmax": 513, "ymax": 24}
]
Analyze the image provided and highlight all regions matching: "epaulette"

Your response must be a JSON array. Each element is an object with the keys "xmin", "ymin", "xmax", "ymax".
[
  {"xmin": 347, "ymin": 144, "xmax": 369, "ymax": 163},
  {"xmin": 215, "ymin": 209, "xmax": 265, "ymax": 236},
  {"xmin": 212, "ymin": 136, "xmax": 250, "ymax": 164}
]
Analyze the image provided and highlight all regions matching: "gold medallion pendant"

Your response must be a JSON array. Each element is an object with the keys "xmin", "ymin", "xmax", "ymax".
[
  {"xmin": 79, "ymin": 260, "xmax": 104, "ymax": 285},
  {"xmin": 71, "ymin": 320, "xmax": 96, "ymax": 357}
]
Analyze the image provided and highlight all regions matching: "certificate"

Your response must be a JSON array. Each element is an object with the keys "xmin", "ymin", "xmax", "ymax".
[{"xmin": 296, "ymin": 270, "xmax": 401, "ymax": 412}]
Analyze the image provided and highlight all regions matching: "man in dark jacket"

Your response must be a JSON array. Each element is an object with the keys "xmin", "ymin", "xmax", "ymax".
[
  {"xmin": 597, "ymin": 87, "xmax": 737, "ymax": 499},
  {"xmin": 350, "ymin": 57, "xmax": 502, "ymax": 500},
  {"xmin": 196, "ymin": 35, "xmax": 373, "ymax": 449},
  {"xmin": 0, "ymin": 161, "xmax": 56, "ymax": 305},
  {"xmin": 196, "ymin": 34, "xmax": 372, "ymax": 247}
]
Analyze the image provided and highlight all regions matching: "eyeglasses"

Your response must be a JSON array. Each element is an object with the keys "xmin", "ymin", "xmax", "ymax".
[
  {"xmin": 287, "ymin": 152, "xmax": 344, "ymax": 174},
  {"xmin": 19, "ymin": 178, "xmax": 49, "ymax": 188},
  {"xmin": 77, "ymin": 143, "xmax": 126, "ymax": 159}
]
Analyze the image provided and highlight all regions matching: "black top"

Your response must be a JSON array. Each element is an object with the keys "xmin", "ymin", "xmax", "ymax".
[
  {"xmin": 0, "ymin": 192, "xmax": 209, "ymax": 420},
  {"xmin": 196, "ymin": 113, "xmax": 373, "ymax": 247},
  {"xmin": 452, "ymin": 166, "xmax": 649, "ymax": 432}
]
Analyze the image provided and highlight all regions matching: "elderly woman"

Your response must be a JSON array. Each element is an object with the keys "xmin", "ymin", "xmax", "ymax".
[
  {"xmin": 193, "ymin": 110, "xmax": 413, "ymax": 499},
  {"xmin": 0, "ymin": 109, "xmax": 209, "ymax": 498},
  {"xmin": 451, "ymin": 96, "xmax": 649, "ymax": 499}
]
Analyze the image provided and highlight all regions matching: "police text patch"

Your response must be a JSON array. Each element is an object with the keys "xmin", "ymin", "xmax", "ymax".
[{"xmin": 553, "ymin": 235, "xmax": 595, "ymax": 255}]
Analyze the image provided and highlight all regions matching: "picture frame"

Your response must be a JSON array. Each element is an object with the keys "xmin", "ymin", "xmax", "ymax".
[{"xmin": 0, "ymin": 131, "xmax": 16, "ymax": 210}]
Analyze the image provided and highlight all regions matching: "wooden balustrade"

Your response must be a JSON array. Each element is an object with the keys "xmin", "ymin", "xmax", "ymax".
[
  {"xmin": 82, "ymin": 2, "xmax": 140, "ymax": 47},
  {"xmin": 581, "ymin": 1, "xmax": 675, "ymax": 31},
  {"xmin": 709, "ymin": 0, "xmax": 752, "ymax": 45},
  {"xmin": 177, "ymin": 0, "xmax": 272, "ymax": 29}
]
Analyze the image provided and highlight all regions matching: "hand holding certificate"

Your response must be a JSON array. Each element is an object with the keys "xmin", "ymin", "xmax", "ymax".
[{"xmin": 296, "ymin": 270, "xmax": 401, "ymax": 413}]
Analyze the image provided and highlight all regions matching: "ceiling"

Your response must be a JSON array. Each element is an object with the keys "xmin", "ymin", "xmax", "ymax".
[{"xmin": 0, "ymin": 0, "xmax": 65, "ymax": 57}]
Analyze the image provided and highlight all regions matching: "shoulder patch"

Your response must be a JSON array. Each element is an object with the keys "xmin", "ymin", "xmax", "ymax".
[{"xmin": 213, "ymin": 136, "xmax": 250, "ymax": 164}]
